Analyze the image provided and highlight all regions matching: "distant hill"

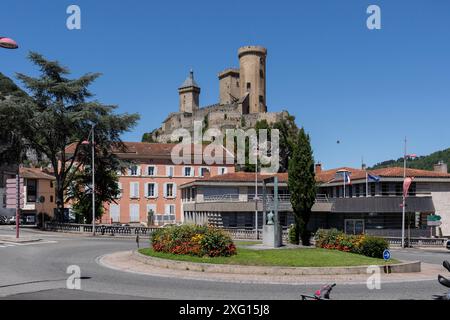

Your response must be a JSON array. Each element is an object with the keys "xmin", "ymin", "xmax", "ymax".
[
  {"xmin": 0, "ymin": 72, "xmax": 27, "ymax": 100},
  {"xmin": 369, "ymin": 148, "xmax": 450, "ymax": 173}
]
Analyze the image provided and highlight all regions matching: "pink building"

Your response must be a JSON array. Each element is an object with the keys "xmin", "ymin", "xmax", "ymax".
[{"xmin": 102, "ymin": 142, "xmax": 235, "ymax": 226}]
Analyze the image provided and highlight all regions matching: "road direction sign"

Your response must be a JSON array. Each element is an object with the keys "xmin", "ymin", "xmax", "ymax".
[
  {"xmin": 427, "ymin": 220, "xmax": 442, "ymax": 227},
  {"xmin": 383, "ymin": 249, "xmax": 391, "ymax": 261},
  {"xmin": 6, "ymin": 178, "xmax": 24, "ymax": 209}
]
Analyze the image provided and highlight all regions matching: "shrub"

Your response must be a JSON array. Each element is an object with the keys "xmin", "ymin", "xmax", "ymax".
[
  {"xmin": 314, "ymin": 228, "xmax": 388, "ymax": 258},
  {"xmin": 359, "ymin": 236, "xmax": 389, "ymax": 258},
  {"xmin": 288, "ymin": 224, "xmax": 299, "ymax": 245},
  {"xmin": 151, "ymin": 224, "xmax": 236, "ymax": 257}
]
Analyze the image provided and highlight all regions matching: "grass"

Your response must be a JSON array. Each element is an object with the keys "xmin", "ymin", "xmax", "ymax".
[{"xmin": 139, "ymin": 247, "xmax": 398, "ymax": 267}]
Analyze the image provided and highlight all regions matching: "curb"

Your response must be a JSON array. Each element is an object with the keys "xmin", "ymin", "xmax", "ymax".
[{"xmin": 132, "ymin": 250, "xmax": 421, "ymax": 275}]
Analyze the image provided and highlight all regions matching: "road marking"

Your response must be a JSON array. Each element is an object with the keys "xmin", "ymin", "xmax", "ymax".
[{"xmin": 0, "ymin": 240, "xmax": 57, "ymax": 248}]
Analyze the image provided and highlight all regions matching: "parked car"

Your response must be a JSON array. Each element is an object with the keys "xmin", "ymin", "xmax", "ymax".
[
  {"xmin": 446, "ymin": 239, "xmax": 450, "ymax": 250},
  {"xmin": 7, "ymin": 215, "xmax": 16, "ymax": 225}
]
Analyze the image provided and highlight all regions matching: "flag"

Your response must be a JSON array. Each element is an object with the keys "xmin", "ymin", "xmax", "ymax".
[
  {"xmin": 367, "ymin": 173, "xmax": 380, "ymax": 182},
  {"xmin": 344, "ymin": 172, "xmax": 351, "ymax": 184},
  {"xmin": 403, "ymin": 177, "xmax": 415, "ymax": 198}
]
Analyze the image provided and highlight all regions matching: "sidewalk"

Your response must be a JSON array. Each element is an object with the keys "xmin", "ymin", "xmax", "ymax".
[
  {"xmin": 98, "ymin": 250, "xmax": 445, "ymax": 285},
  {"xmin": 0, "ymin": 235, "xmax": 42, "ymax": 243}
]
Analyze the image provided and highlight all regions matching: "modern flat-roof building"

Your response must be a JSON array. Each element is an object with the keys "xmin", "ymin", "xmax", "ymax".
[{"xmin": 180, "ymin": 164, "xmax": 450, "ymax": 237}]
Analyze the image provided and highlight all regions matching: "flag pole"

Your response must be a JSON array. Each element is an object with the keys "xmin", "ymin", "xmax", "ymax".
[{"xmin": 366, "ymin": 171, "xmax": 369, "ymax": 197}]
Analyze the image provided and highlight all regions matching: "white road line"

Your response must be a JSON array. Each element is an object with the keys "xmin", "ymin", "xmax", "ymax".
[{"xmin": 0, "ymin": 240, "xmax": 57, "ymax": 248}]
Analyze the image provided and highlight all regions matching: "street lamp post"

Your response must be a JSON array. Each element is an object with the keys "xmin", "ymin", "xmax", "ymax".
[
  {"xmin": 82, "ymin": 124, "xmax": 96, "ymax": 236},
  {"xmin": 91, "ymin": 124, "xmax": 95, "ymax": 236},
  {"xmin": 0, "ymin": 37, "xmax": 19, "ymax": 49}
]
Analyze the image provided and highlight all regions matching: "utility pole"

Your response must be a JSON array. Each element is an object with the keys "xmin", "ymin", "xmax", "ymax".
[
  {"xmin": 16, "ymin": 174, "xmax": 20, "ymax": 239},
  {"xmin": 254, "ymin": 145, "xmax": 259, "ymax": 239},
  {"xmin": 402, "ymin": 137, "xmax": 407, "ymax": 249},
  {"xmin": 91, "ymin": 124, "xmax": 96, "ymax": 236}
]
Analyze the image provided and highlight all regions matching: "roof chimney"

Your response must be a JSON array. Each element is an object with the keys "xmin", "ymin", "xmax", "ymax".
[
  {"xmin": 315, "ymin": 163, "xmax": 322, "ymax": 174},
  {"xmin": 433, "ymin": 161, "xmax": 448, "ymax": 173}
]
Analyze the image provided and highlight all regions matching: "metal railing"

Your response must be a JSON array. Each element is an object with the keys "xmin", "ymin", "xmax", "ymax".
[
  {"xmin": 384, "ymin": 237, "xmax": 447, "ymax": 247},
  {"xmin": 45, "ymin": 222, "xmax": 159, "ymax": 236},
  {"xmin": 223, "ymin": 227, "xmax": 289, "ymax": 241},
  {"xmin": 203, "ymin": 194, "xmax": 240, "ymax": 202}
]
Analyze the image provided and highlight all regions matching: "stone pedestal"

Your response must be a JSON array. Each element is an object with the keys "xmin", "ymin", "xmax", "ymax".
[{"xmin": 262, "ymin": 224, "xmax": 282, "ymax": 248}]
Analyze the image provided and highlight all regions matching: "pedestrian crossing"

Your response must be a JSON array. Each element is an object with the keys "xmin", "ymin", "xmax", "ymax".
[{"xmin": 0, "ymin": 240, "xmax": 57, "ymax": 248}]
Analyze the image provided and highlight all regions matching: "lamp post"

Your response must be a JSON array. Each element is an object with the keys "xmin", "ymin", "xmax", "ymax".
[
  {"xmin": 82, "ymin": 124, "xmax": 95, "ymax": 236},
  {"xmin": 0, "ymin": 37, "xmax": 19, "ymax": 49}
]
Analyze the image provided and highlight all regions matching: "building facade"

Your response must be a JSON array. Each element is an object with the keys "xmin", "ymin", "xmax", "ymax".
[
  {"xmin": 19, "ymin": 167, "xmax": 56, "ymax": 225},
  {"xmin": 180, "ymin": 165, "xmax": 450, "ymax": 238}
]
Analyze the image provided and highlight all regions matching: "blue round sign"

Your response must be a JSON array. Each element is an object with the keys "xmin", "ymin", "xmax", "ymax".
[{"xmin": 383, "ymin": 249, "xmax": 391, "ymax": 261}]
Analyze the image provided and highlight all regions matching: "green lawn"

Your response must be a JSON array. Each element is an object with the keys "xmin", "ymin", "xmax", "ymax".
[
  {"xmin": 139, "ymin": 248, "xmax": 398, "ymax": 267},
  {"xmin": 235, "ymin": 240, "xmax": 263, "ymax": 247}
]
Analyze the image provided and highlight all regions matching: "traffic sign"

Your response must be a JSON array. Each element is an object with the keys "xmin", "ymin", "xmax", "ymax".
[
  {"xmin": 383, "ymin": 249, "xmax": 391, "ymax": 261},
  {"xmin": 5, "ymin": 177, "xmax": 24, "ymax": 209},
  {"xmin": 427, "ymin": 220, "xmax": 442, "ymax": 227}
]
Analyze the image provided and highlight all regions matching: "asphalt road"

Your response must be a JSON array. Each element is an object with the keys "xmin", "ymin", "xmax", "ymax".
[{"xmin": 0, "ymin": 226, "xmax": 448, "ymax": 300}]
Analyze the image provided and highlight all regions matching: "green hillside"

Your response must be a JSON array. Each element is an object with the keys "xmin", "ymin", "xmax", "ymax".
[
  {"xmin": 370, "ymin": 148, "xmax": 450, "ymax": 173},
  {"xmin": 0, "ymin": 72, "xmax": 27, "ymax": 100}
]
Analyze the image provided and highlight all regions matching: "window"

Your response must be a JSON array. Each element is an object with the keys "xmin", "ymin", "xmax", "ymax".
[
  {"xmin": 246, "ymin": 82, "xmax": 251, "ymax": 90},
  {"xmin": 199, "ymin": 167, "xmax": 210, "ymax": 177},
  {"xmin": 260, "ymin": 69, "xmax": 264, "ymax": 79},
  {"xmin": 50, "ymin": 195, "xmax": 54, "ymax": 203},
  {"xmin": 165, "ymin": 204, "xmax": 175, "ymax": 215},
  {"xmin": 110, "ymin": 204, "xmax": 120, "ymax": 223},
  {"xmin": 146, "ymin": 183, "xmax": 158, "ymax": 198},
  {"xmin": 147, "ymin": 166, "xmax": 156, "ymax": 176},
  {"xmin": 218, "ymin": 167, "xmax": 227, "ymax": 175},
  {"xmin": 117, "ymin": 182, "xmax": 123, "ymax": 198},
  {"xmin": 355, "ymin": 185, "xmax": 360, "ymax": 197},
  {"xmin": 164, "ymin": 183, "xmax": 176, "ymax": 198},
  {"xmin": 395, "ymin": 183, "xmax": 403, "ymax": 196},
  {"xmin": 26, "ymin": 179, "xmax": 37, "ymax": 203},
  {"xmin": 129, "ymin": 204, "xmax": 140, "ymax": 222},
  {"xmin": 381, "ymin": 182, "xmax": 389, "ymax": 196},
  {"xmin": 259, "ymin": 95, "xmax": 264, "ymax": 103},
  {"xmin": 130, "ymin": 182, "xmax": 139, "ymax": 198},
  {"xmin": 183, "ymin": 166, "xmax": 193, "ymax": 177},
  {"xmin": 370, "ymin": 183, "xmax": 376, "ymax": 196},
  {"xmin": 50, "ymin": 181, "xmax": 53, "ymax": 188},
  {"xmin": 166, "ymin": 166, "xmax": 174, "ymax": 177},
  {"xmin": 129, "ymin": 165, "xmax": 139, "ymax": 176}
]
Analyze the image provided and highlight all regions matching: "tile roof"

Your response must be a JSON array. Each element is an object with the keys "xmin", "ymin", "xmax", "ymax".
[
  {"xmin": 316, "ymin": 166, "xmax": 450, "ymax": 184},
  {"xmin": 65, "ymin": 142, "xmax": 234, "ymax": 162},
  {"xmin": 19, "ymin": 167, "xmax": 55, "ymax": 180},
  {"xmin": 184, "ymin": 172, "xmax": 288, "ymax": 185}
]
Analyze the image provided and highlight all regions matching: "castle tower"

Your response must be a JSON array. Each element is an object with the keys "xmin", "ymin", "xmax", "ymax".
[
  {"xmin": 178, "ymin": 70, "xmax": 200, "ymax": 113},
  {"xmin": 238, "ymin": 46, "xmax": 267, "ymax": 114},
  {"xmin": 218, "ymin": 68, "xmax": 240, "ymax": 105}
]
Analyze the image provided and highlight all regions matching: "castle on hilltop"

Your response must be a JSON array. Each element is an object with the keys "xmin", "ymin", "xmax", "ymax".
[{"xmin": 148, "ymin": 46, "xmax": 289, "ymax": 143}]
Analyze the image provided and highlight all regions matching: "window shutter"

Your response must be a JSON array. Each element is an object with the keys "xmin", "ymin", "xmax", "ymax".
[
  {"xmin": 154, "ymin": 183, "xmax": 159, "ymax": 198},
  {"xmin": 154, "ymin": 166, "xmax": 158, "ymax": 176},
  {"xmin": 135, "ymin": 182, "xmax": 139, "ymax": 197},
  {"xmin": 163, "ymin": 183, "xmax": 167, "ymax": 198},
  {"xmin": 173, "ymin": 183, "xmax": 177, "ymax": 198},
  {"xmin": 129, "ymin": 182, "xmax": 134, "ymax": 197},
  {"xmin": 137, "ymin": 166, "xmax": 141, "ymax": 176},
  {"xmin": 118, "ymin": 182, "xmax": 122, "ymax": 198}
]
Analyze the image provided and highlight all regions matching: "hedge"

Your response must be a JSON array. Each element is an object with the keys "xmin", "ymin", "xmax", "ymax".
[{"xmin": 314, "ymin": 228, "xmax": 388, "ymax": 258}]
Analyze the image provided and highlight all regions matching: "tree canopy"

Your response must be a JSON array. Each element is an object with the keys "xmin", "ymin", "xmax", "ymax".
[{"xmin": 1, "ymin": 52, "xmax": 139, "ymax": 221}]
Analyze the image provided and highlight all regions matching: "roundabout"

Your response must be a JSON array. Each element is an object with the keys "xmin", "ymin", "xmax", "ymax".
[{"xmin": 98, "ymin": 249, "xmax": 439, "ymax": 286}]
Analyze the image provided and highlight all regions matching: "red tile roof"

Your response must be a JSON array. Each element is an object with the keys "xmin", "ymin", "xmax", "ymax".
[
  {"xmin": 182, "ymin": 166, "xmax": 450, "ymax": 186},
  {"xmin": 182, "ymin": 172, "xmax": 288, "ymax": 186},
  {"xmin": 19, "ymin": 167, "xmax": 55, "ymax": 180},
  {"xmin": 65, "ymin": 142, "xmax": 234, "ymax": 161},
  {"xmin": 316, "ymin": 166, "xmax": 450, "ymax": 183}
]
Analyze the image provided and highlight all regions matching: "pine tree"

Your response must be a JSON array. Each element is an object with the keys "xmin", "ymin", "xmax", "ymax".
[
  {"xmin": 288, "ymin": 128, "xmax": 316, "ymax": 245},
  {"xmin": 8, "ymin": 52, "xmax": 139, "ymax": 221}
]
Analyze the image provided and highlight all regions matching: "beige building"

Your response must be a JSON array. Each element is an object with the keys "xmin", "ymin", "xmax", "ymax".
[{"xmin": 150, "ymin": 46, "xmax": 289, "ymax": 143}]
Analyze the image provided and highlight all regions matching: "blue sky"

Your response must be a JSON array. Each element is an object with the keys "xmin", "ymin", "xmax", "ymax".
[{"xmin": 1, "ymin": 0, "xmax": 450, "ymax": 169}]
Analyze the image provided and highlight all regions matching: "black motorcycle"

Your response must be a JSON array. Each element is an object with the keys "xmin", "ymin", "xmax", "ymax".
[{"xmin": 433, "ymin": 260, "xmax": 450, "ymax": 300}]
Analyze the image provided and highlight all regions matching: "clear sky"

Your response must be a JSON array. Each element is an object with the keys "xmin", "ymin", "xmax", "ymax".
[{"xmin": 1, "ymin": 0, "xmax": 450, "ymax": 169}]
